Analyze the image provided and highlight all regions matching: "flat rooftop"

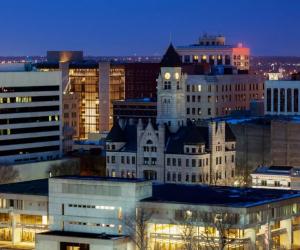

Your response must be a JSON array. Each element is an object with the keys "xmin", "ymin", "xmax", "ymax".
[
  {"xmin": 38, "ymin": 231, "xmax": 125, "ymax": 240},
  {"xmin": 0, "ymin": 179, "xmax": 48, "ymax": 196},
  {"xmin": 142, "ymin": 183, "xmax": 300, "ymax": 208},
  {"xmin": 212, "ymin": 115, "xmax": 300, "ymax": 125},
  {"xmin": 53, "ymin": 175, "xmax": 147, "ymax": 183}
]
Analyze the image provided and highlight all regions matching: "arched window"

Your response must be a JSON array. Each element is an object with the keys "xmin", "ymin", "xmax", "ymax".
[{"xmin": 146, "ymin": 140, "xmax": 153, "ymax": 145}]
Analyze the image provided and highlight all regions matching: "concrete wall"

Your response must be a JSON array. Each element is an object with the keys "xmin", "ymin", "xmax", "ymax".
[
  {"xmin": 271, "ymin": 120, "xmax": 300, "ymax": 166},
  {"xmin": 229, "ymin": 122, "xmax": 271, "ymax": 182}
]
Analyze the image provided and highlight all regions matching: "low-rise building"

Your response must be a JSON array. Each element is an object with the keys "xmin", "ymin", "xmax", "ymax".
[
  {"xmin": 34, "ymin": 176, "xmax": 300, "ymax": 250},
  {"xmin": 251, "ymin": 165, "xmax": 300, "ymax": 190},
  {"xmin": 0, "ymin": 179, "xmax": 48, "ymax": 247},
  {"xmin": 265, "ymin": 80, "xmax": 300, "ymax": 116},
  {"xmin": 176, "ymin": 34, "xmax": 250, "ymax": 71}
]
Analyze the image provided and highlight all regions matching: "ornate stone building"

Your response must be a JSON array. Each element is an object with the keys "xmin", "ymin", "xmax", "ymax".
[{"xmin": 106, "ymin": 45, "xmax": 236, "ymax": 185}]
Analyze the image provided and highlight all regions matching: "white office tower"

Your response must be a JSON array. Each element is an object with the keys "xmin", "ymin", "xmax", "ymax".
[{"xmin": 0, "ymin": 64, "xmax": 62, "ymax": 164}]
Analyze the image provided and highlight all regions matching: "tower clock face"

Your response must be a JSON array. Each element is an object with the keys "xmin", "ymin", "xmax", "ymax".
[
  {"xmin": 174, "ymin": 72, "xmax": 180, "ymax": 80},
  {"xmin": 164, "ymin": 72, "xmax": 171, "ymax": 80}
]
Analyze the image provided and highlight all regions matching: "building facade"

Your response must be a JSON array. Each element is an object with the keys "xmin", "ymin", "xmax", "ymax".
[
  {"xmin": 106, "ymin": 45, "xmax": 236, "ymax": 186},
  {"xmin": 113, "ymin": 98, "xmax": 157, "ymax": 124},
  {"xmin": 176, "ymin": 34, "xmax": 250, "ymax": 71},
  {"xmin": 265, "ymin": 80, "xmax": 300, "ymax": 115},
  {"xmin": 31, "ymin": 177, "xmax": 300, "ymax": 250},
  {"xmin": 251, "ymin": 165, "xmax": 300, "ymax": 190},
  {"xmin": 185, "ymin": 74, "xmax": 264, "ymax": 120},
  {"xmin": 0, "ymin": 65, "xmax": 62, "ymax": 164},
  {"xmin": 0, "ymin": 179, "xmax": 48, "ymax": 247}
]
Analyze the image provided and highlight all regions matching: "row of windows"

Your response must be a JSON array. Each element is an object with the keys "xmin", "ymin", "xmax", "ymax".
[
  {"xmin": 121, "ymin": 156, "xmax": 136, "ymax": 165},
  {"xmin": 167, "ymin": 170, "xmax": 235, "ymax": 183},
  {"xmin": 0, "ymin": 145, "xmax": 60, "ymax": 156},
  {"xmin": 266, "ymin": 88, "xmax": 299, "ymax": 113},
  {"xmin": 167, "ymin": 157, "xmax": 209, "ymax": 167},
  {"xmin": 0, "ymin": 135, "xmax": 60, "ymax": 146},
  {"xmin": 0, "ymin": 85, "xmax": 59, "ymax": 93},
  {"xmin": 0, "ymin": 115, "xmax": 59, "ymax": 125},
  {"xmin": 68, "ymin": 204, "xmax": 115, "ymax": 210},
  {"xmin": 186, "ymin": 83, "xmax": 260, "ymax": 93},
  {"xmin": 68, "ymin": 221, "xmax": 115, "ymax": 228},
  {"xmin": 143, "ymin": 146, "xmax": 157, "ymax": 152},
  {"xmin": 0, "ymin": 105, "xmax": 60, "ymax": 114},
  {"xmin": 0, "ymin": 125, "xmax": 59, "ymax": 135},
  {"xmin": 144, "ymin": 157, "xmax": 157, "ymax": 165},
  {"xmin": 108, "ymin": 170, "xmax": 136, "ymax": 178},
  {"xmin": 0, "ymin": 95, "xmax": 59, "ymax": 104},
  {"xmin": 187, "ymin": 108, "xmax": 211, "ymax": 116},
  {"xmin": 64, "ymin": 112, "xmax": 77, "ymax": 118}
]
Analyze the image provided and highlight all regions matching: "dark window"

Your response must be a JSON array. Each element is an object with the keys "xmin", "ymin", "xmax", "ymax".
[
  {"xmin": 294, "ymin": 89, "xmax": 299, "ymax": 112},
  {"xmin": 0, "ymin": 105, "xmax": 60, "ymax": 114},
  {"xmin": 0, "ymin": 85, "xmax": 59, "ymax": 93},
  {"xmin": 0, "ymin": 145, "xmax": 60, "ymax": 156},
  {"xmin": 0, "ymin": 116, "xmax": 59, "ymax": 125},
  {"xmin": 9, "ymin": 126, "xmax": 59, "ymax": 135},
  {"xmin": 273, "ymin": 88, "xmax": 278, "ymax": 112},
  {"xmin": 0, "ymin": 136, "xmax": 59, "ymax": 146},
  {"xmin": 266, "ymin": 88, "xmax": 271, "ymax": 112},
  {"xmin": 280, "ymin": 88, "xmax": 285, "ymax": 112},
  {"xmin": 287, "ymin": 89, "xmax": 292, "ymax": 112}
]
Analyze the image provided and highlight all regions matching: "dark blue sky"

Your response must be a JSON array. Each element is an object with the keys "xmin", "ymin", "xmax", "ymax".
[{"xmin": 1, "ymin": 0, "xmax": 299, "ymax": 56}]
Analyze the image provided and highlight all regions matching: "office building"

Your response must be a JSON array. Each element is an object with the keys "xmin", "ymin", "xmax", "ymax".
[
  {"xmin": 176, "ymin": 34, "xmax": 250, "ymax": 71},
  {"xmin": 265, "ymin": 80, "xmax": 300, "ymax": 115},
  {"xmin": 0, "ymin": 64, "xmax": 62, "ymax": 164},
  {"xmin": 36, "ymin": 52, "xmax": 162, "ymax": 140},
  {"xmin": 185, "ymin": 74, "xmax": 264, "ymax": 119}
]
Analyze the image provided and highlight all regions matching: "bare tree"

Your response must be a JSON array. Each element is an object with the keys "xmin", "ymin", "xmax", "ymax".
[
  {"xmin": 0, "ymin": 165, "xmax": 19, "ymax": 184},
  {"xmin": 175, "ymin": 209, "xmax": 247, "ymax": 250},
  {"xmin": 48, "ymin": 160, "xmax": 80, "ymax": 177},
  {"xmin": 124, "ymin": 207, "xmax": 153, "ymax": 250}
]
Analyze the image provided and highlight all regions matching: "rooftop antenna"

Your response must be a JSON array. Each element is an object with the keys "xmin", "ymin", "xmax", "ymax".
[{"xmin": 169, "ymin": 32, "xmax": 172, "ymax": 44}]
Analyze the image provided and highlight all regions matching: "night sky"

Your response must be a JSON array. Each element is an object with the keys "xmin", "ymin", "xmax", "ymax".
[{"xmin": 0, "ymin": 0, "xmax": 299, "ymax": 57}]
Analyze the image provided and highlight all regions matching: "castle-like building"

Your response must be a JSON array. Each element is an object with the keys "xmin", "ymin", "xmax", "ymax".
[{"xmin": 106, "ymin": 45, "xmax": 236, "ymax": 185}]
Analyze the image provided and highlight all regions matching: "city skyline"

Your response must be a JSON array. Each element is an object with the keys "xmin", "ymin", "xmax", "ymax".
[{"xmin": 0, "ymin": 0, "xmax": 299, "ymax": 56}]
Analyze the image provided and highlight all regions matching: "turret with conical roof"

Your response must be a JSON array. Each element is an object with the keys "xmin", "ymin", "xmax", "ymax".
[
  {"xmin": 157, "ymin": 44, "xmax": 186, "ymax": 133},
  {"xmin": 160, "ymin": 43, "xmax": 182, "ymax": 67}
]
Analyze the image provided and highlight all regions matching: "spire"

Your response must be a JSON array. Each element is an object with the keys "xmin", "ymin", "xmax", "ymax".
[{"xmin": 160, "ymin": 43, "xmax": 182, "ymax": 67}]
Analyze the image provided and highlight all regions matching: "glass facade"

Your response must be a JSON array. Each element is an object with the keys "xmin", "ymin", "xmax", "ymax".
[{"xmin": 69, "ymin": 68, "xmax": 99, "ymax": 139}]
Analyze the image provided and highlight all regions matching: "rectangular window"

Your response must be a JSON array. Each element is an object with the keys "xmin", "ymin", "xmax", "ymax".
[
  {"xmin": 274, "ymin": 88, "xmax": 278, "ymax": 112},
  {"xmin": 178, "ymin": 159, "xmax": 181, "ymax": 166},
  {"xmin": 172, "ymin": 158, "xmax": 176, "ymax": 166},
  {"xmin": 144, "ymin": 157, "xmax": 149, "ymax": 165},
  {"xmin": 267, "ymin": 88, "xmax": 271, "ymax": 112},
  {"xmin": 280, "ymin": 88, "xmax": 285, "ymax": 112},
  {"xmin": 121, "ymin": 156, "xmax": 125, "ymax": 164},
  {"xmin": 167, "ymin": 158, "xmax": 171, "ymax": 166},
  {"xmin": 132, "ymin": 156, "xmax": 135, "ymax": 164},
  {"xmin": 186, "ymin": 159, "xmax": 189, "ymax": 167},
  {"xmin": 192, "ymin": 159, "xmax": 196, "ymax": 167},
  {"xmin": 294, "ymin": 89, "xmax": 299, "ymax": 112}
]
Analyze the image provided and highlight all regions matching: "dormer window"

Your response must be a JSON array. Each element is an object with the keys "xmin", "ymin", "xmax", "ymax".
[{"xmin": 111, "ymin": 144, "xmax": 115, "ymax": 150}]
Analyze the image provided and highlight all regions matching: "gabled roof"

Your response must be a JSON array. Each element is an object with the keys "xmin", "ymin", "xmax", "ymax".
[
  {"xmin": 225, "ymin": 124, "xmax": 236, "ymax": 142},
  {"xmin": 166, "ymin": 124, "xmax": 208, "ymax": 154},
  {"xmin": 160, "ymin": 43, "xmax": 182, "ymax": 67},
  {"xmin": 106, "ymin": 122, "xmax": 126, "ymax": 142}
]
